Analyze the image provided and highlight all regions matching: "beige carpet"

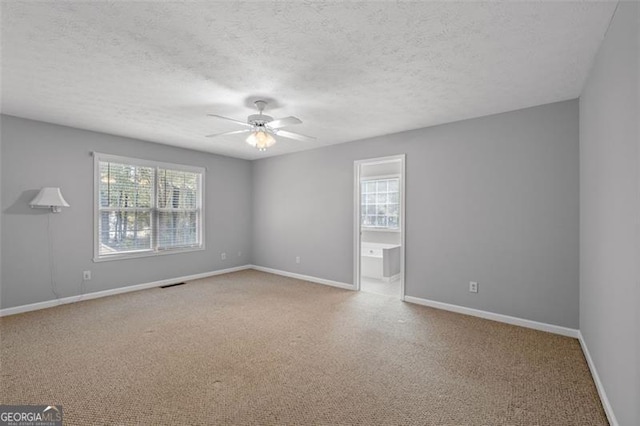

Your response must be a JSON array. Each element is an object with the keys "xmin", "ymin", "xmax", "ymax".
[{"xmin": 0, "ymin": 270, "xmax": 607, "ymax": 425}]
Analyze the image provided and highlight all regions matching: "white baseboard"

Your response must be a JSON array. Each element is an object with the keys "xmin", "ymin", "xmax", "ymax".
[
  {"xmin": 404, "ymin": 296, "xmax": 580, "ymax": 338},
  {"xmin": 578, "ymin": 332, "xmax": 619, "ymax": 426},
  {"xmin": 383, "ymin": 273, "xmax": 401, "ymax": 283},
  {"xmin": 0, "ymin": 265, "xmax": 252, "ymax": 317},
  {"xmin": 249, "ymin": 265, "xmax": 355, "ymax": 291}
]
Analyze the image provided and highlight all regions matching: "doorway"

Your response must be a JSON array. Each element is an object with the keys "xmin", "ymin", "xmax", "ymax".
[{"xmin": 354, "ymin": 155, "xmax": 405, "ymax": 299}]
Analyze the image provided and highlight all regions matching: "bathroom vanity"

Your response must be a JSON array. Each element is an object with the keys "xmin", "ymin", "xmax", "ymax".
[{"xmin": 361, "ymin": 242, "xmax": 401, "ymax": 282}]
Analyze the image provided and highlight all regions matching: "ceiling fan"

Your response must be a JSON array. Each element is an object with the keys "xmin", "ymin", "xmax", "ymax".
[{"xmin": 206, "ymin": 100, "xmax": 316, "ymax": 151}]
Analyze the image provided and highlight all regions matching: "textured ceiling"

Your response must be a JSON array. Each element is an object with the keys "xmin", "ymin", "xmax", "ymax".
[{"xmin": 1, "ymin": 1, "xmax": 616, "ymax": 160}]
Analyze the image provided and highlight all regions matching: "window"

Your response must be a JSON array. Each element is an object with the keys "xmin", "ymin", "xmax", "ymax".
[
  {"xmin": 361, "ymin": 177, "xmax": 400, "ymax": 230},
  {"xmin": 94, "ymin": 153, "xmax": 204, "ymax": 261}
]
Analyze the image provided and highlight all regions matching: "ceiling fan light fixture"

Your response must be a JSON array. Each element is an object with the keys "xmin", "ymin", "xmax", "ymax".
[{"xmin": 246, "ymin": 130, "xmax": 276, "ymax": 151}]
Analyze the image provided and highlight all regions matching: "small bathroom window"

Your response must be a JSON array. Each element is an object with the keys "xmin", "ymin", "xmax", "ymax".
[{"xmin": 360, "ymin": 177, "xmax": 400, "ymax": 230}]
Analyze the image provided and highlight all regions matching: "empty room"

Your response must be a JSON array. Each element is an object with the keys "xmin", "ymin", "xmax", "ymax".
[{"xmin": 0, "ymin": 1, "xmax": 638, "ymax": 425}]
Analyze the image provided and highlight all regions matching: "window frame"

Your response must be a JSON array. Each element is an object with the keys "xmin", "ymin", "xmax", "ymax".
[
  {"xmin": 93, "ymin": 153, "xmax": 205, "ymax": 262},
  {"xmin": 360, "ymin": 174, "xmax": 401, "ymax": 232}
]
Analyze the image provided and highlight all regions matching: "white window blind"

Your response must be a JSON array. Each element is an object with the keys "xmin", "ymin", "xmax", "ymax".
[
  {"xmin": 156, "ymin": 168, "xmax": 200, "ymax": 250},
  {"xmin": 95, "ymin": 154, "xmax": 204, "ymax": 261},
  {"xmin": 361, "ymin": 177, "xmax": 400, "ymax": 230}
]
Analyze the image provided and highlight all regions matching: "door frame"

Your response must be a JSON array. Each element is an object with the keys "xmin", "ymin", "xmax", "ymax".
[{"xmin": 353, "ymin": 154, "xmax": 406, "ymax": 300}]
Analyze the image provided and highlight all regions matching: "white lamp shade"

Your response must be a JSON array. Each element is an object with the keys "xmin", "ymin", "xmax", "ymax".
[
  {"xmin": 30, "ymin": 187, "xmax": 70, "ymax": 212},
  {"xmin": 246, "ymin": 130, "xmax": 276, "ymax": 151}
]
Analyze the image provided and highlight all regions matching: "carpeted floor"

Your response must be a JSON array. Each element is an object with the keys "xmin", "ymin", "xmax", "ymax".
[{"xmin": 0, "ymin": 270, "xmax": 607, "ymax": 425}]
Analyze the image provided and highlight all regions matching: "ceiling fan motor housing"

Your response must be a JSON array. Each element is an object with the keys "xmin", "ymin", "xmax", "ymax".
[{"xmin": 248, "ymin": 114, "xmax": 273, "ymax": 126}]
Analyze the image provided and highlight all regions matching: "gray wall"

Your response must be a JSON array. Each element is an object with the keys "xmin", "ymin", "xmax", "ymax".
[
  {"xmin": 579, "ymin": 2, "xmax": 639, "ymax": 425},
  {"xmin": 1, "ymin": 115, "xmax": 252, "ymax": 309},
  {"xmin": 252, "ymin": 100, "xmax": 579, "ymax": 328}
]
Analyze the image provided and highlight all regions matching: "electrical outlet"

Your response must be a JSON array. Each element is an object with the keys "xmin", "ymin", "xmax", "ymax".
[
  {"xmin": 221, "ymin": 253, "xmax": 226, "ymax": 260},
  {"xmin": 469, "ymin": 281, "xmax": 478, "ymax": 293},
  {"xmin": 238, "ymin": 251, "xmax": 242, "ymax": 257},
  {"xmin": 295, "ymin": 256, "xmax": 300, "ymax": 264},
  {"xmin": 83, "ymin": 270, "xmax": 92, "ymax": 280}
]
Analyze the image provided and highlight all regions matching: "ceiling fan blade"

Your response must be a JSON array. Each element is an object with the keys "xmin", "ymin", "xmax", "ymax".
[
  {"xmin": 207, "ymin": 114, "xmax": 252, "ymax": 128},
  {"xmin": 205, "ymin": 129, "xmax": 251, "ymax": 138},
  {"xmin": 267, "ymin": 116, "xmax": 302, "ymax": 129},
  {"xmin": 276, "ymin": 130, "xmax": 317, "ymax": 143}
]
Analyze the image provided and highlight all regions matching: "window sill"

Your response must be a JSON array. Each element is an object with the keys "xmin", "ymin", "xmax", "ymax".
[
  {"xmin": 93, "ymin": 245, "xmax": 205, "ymax": 262},
  {"xmin": 362, "ymin": 227, "xmax": 401, "ymax": 233}
]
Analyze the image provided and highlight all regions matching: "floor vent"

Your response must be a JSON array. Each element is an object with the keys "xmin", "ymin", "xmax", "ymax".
[{"xmin": 160, "ymin": 282, "xmax": 186, "ymax": 289}]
